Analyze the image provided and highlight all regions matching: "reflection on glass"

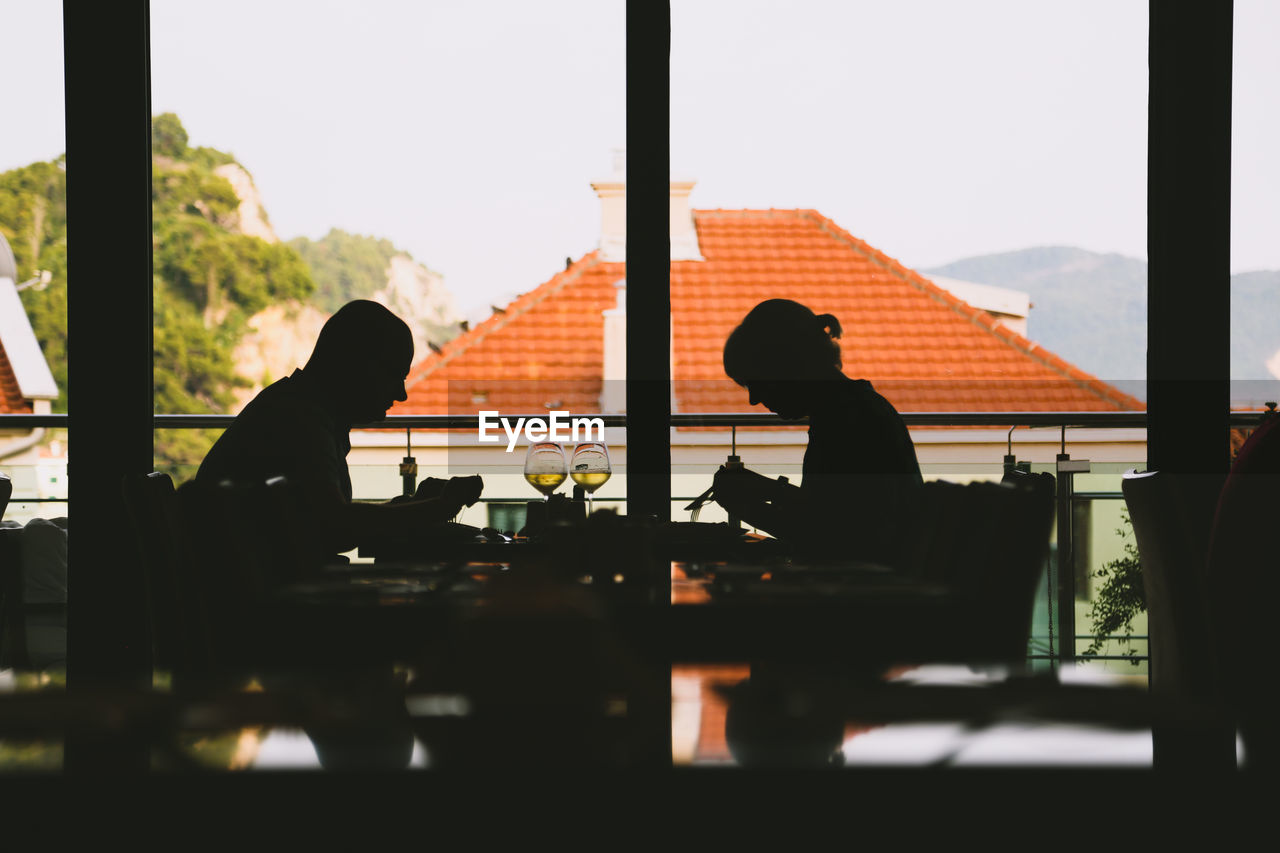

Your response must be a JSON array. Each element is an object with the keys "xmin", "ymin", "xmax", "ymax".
[
  {"xmin": 524, "ymin": 441, "xmax": 567, "ymax": 500},
  {"xmin": 570, "ymin": 441, "xmax": 611, "ymax": 514}
]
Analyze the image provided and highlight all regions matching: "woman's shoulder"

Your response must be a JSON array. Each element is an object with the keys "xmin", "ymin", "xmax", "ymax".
[{"xmin": 834, "ymin": 377, "xmax": 901, "ymax": 417}]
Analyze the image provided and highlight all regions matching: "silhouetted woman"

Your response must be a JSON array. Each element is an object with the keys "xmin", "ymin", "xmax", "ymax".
[{"xmin": 713, "ymin": 299, "xmax": 922, "ymax": 564}]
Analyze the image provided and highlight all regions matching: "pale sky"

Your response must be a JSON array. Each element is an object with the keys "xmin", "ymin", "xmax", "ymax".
[{"xmin": 5, "ymin": 1, "xmax": 1279, "ymax": 319}]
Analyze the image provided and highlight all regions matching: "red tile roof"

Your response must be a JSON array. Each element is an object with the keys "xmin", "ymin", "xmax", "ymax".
[
  {"xmin": 0, "ymin": 339, "xmax": 33, "ymax": 415},
  {"xmin": 395, "ymin": 209, "xmax": 1144, "ymax": 419}
]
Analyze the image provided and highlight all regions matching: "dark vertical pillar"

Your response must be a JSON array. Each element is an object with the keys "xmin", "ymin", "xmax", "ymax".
[
  {"xmin": 1147, "ymin": 0, "xmax": 1231, "ymax": 476},
  {"xmin": 1147, "ymin": 0, "xmax": 1235, "ymax": 771},
  {"xmin": 625, "ymin": 1, "xmax": 671, "ymax": 524},
  {"xmin": 625, "ymin": 1, "xmax": 671, "ymax": 771},
  {"xmin": 63, "ymin": 0, "xmax": 154, "ymax": 772}
]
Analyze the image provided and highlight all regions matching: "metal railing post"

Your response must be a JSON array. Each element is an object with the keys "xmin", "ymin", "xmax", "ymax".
[{"xmin": 1054, "ymin": 426, "xmax": 1091, "ymax": 666}]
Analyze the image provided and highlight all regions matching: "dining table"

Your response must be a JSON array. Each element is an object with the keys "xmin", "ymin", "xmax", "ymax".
[{"xmin": 250, "ymin": 519, "xmax": 998, "ymax": 672}]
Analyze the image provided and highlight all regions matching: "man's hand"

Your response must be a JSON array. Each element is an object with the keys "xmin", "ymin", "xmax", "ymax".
[
  {"xmin": 443, "ymin": 475, "xmax": 484, "ymax": 508},
  {"xmin": 413, "ymin": 477, "xmax": 450, "ymax": 500}
]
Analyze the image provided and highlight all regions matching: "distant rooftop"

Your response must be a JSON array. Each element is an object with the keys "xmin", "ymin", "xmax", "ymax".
[
  {"xmin": 395, "ymin": 208, "xmax": 1143, "ymax": 418},
  {"xmin": 0, "ymin": 231, "xmax": 17, "ymax": 282},
  {"xmin": 0, "ymin": 233, "xmax": 59, "ymax": 409}
]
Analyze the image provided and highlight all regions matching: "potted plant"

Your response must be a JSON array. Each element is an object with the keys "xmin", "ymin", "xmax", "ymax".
[{"xmin": 1081, "ymin": 509, "xmax": 1145, "ymax": 663}]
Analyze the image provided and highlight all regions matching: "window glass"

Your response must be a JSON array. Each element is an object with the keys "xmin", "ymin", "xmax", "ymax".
[
  {"xmin": 0, "ymin": 0, "xmax": 67, "ymax": 771},
  {"xmin": 0, "ymin": 1, "xmax": 68, "ymax": 525},
  {"xmin": 670, "ymin": 1, "xmax": 1149, "ymax": 672},
  {"xmin": 1231, "ymin": 0, "xmax": 1280, "ymax": 408},
  {"xmin": 149, "ymin": 0, "xmax": 625, "ymax": 515}
]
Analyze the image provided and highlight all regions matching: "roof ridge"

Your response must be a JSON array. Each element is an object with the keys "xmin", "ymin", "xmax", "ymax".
[
  {"xmin": 403, "ymin": 250, "xmax": 607, "ymax": 389},
  {"xmin": 693, "ymin": 208, "xmax": 809, "ymax": 217},
  {"xmin": 801, "ymin": 210, "xmax": 1146, "ymax": 411}
]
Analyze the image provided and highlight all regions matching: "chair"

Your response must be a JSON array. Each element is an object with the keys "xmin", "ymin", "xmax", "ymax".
[
  {"xmin": 1, "ymin": 471, "xmax": 68, "ymax": 672},
  {"xmin": 1203, "ymin": 432, "xmax": 1280, "ymax": 770},
  {"xmin": 899, "ymin": 474, "xmax": 1056, "ymax": 668},
  {"xmin": 170, "ymin": 477, "xmax": 273, "ymax": 676},
  {"xmin": 122, "ymin": 472, "xmax": 302, "ymax": 684},
  {"xmin": 121, "ymin": 472, "xmax": 215, "ymax": 680},
  {"xmin": 724, "ymin": 475, "xmax": 1056, "ymax": 767},
  {"xmin": 252, "ymin": 475, "xmax": 330, "ymax": 585},
  {"xmin": 1121, "ymin": 468, "xmax": 1235, "ymax": 769},
  {"xmin": 172, "ymin": 476, "xmax": 416, "ymax": 770},
  {"xmin": 0, "ymin": 471, "xmax": 17, "ymax": 666},
  {"xmin": 0, "ymin": 525, "xmax": 31, "ymax": 670},
  {"xmin": 1, "ymin": 471, "xmax": 11, "ymax": 521}
]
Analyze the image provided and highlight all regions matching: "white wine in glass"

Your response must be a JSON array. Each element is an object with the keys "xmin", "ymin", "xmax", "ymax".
[
  {"xmin": 524, "ymin": 442, "xmax": 567, "ymax": 500},
  {"xmin": 570, "ymin": 442, "xmax": 611, "ymax": 514}
]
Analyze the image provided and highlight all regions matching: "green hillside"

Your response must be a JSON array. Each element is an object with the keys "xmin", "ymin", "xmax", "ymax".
[
  {"xmin": 2, "ymin": 113, "xmax": 465, "ymax": 469},
  {"xmin": 290, "ymin": 229, "xmax": 460, "ymax": 350},
  {"xmin": 289, "ymin": 229, "xmax": 399, "ymax": 313}
]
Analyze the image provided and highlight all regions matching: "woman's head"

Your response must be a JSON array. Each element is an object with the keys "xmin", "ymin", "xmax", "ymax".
[{"xmin": 723, "ymin": 299, "xmax": 844, "ymax": 418}]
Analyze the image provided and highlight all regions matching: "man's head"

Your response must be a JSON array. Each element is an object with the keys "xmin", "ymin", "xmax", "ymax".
[{"xmin": 305, "ymin": 300, "xmax": 414, "ymax": 424}]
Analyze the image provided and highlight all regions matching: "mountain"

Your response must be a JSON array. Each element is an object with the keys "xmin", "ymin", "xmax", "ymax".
[
  {"xmin": 289, "ymin": 229, "xmax": 460, "ymax": 362},
  {"xmin": 924, "ymin": 247, "xmax": 1280, "ymax": 390}
]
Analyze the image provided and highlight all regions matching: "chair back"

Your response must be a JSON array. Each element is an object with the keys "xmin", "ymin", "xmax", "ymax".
[
  {"xmin": 1206, "ymin": 429, "xmax": 1280, "ymax": 768},
  {"xmin": 175, "ymin": 477, "xmax": 265, "ymax": 607},
  {"xmin": 1, "ymin": 471, "xmax": 11, "ymax": 521},
  {"xmin": 254, "ymin": 476, "xmax": 325, "ymax": 584},
  {"xmin": 899, "ymin": 474, "xmax": 1055, "ymax": 665},
  {"xmin": 0, "ymin": 524, "xmax": 28, "ymax": 669},
  {"xmin": 174, "ymin": 475, "xmax": 325, "ymax": 651},
  {"xmin": 122, "ymin": 471, "xmax": 211, "ymax": 673},
  {"xmin": 1, "ymin": 471, "xmax": 16, "ymax": 666},
  {"xmin": 1121, "ymin": 469, "xmax": 1224, "ymax": 699}
]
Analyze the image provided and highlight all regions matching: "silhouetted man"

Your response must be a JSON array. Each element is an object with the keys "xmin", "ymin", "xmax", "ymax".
[
  {"xmin": 198, "ymin": 299, "xmax": 481, "ymax": 560},
  {"xmin": 196, "ymin": 300, "xmax": 480, "ymax": 770}
]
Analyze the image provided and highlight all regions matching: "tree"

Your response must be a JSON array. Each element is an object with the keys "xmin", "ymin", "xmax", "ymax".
[
  {"xmin": 289, "ymin": 228, "xmax": 399, "ymax": 313},
  {"xmin": 151, "ymin": 112, "xmax": 189, "ymax": 159}
]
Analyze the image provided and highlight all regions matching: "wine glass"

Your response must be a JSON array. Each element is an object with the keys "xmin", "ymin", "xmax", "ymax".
[
  {"xmin": 523, "ymin": 442, "xmax": 567, "ymax": 501},
  {"xmin": 570, "ymin": 442, "xmax": 611, "ymax": 515}
]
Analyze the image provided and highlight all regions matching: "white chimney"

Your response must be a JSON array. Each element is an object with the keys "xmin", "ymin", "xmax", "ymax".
[
  {"xmin": 599, "ymin": 278, "xmax": 680, "ymax": 415},
  {"xmin": 668, "ymin": 178, "xmax": 703, "ymax": 261},
  {"xmin": 590, "ymin": 149, "xmax": 704, "ymax": 263},
  {"xmin": 600, "ymin": 278, "xmax": 627, "ymax": 413}
]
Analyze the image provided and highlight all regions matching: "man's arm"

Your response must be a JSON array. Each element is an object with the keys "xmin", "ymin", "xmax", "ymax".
[
  {"xmin": 345, "ymin": 495, "xmax": 469, "ymax": 540},
  {"xmin": 309, "ymin": 476, "xmax": 483, "ymax": 551}
]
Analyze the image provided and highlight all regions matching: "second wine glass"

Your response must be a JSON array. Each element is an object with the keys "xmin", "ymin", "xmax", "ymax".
[
  {"xmin": 523, "ymin": 441, "xmax": 567, "ymax": 501},
  {"xmin": 570, "ymin": 441, "xmax": 611, "ymax": 515}
]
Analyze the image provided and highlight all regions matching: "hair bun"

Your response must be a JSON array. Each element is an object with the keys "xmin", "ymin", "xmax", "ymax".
[{"xmin": 816, "ymin": 313, "xmax": 843, "ymax": 339}]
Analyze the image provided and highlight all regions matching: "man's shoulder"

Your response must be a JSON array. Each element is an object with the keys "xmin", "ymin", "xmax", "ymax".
[
  {"xmin": 237, "ymin": 374, "xmax": 334, "ymax": 426},
  {"xmin": 197, "ymin": 374, "xmax": 339, "ymax": 482}
]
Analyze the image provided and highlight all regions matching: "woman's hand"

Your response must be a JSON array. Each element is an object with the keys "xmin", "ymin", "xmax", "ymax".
[
  {"xmin": 712, "ymin": 465, "xmax": 777, "ymax": 506},
  {"xmin": 410, "ymin": 475, "xmax": 483, "ymax": 508}
]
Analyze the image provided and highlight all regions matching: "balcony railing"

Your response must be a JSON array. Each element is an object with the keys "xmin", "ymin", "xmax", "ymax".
[
  {"xmin": 0, "ymin": 409, "xmax": 1269, "ymax": 430},
  {"xmin": 3, "ymin": 409, "xmax": 1265, "ymax": 671}
]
